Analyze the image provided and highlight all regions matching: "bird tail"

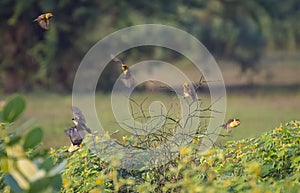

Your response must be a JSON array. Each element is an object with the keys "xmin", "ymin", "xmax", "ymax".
[{"xmin": 220, "ymin": 124, "xmax": 226, "ymax": 129}]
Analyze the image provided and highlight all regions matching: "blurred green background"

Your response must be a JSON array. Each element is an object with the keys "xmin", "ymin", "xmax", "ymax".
[{"xmin": 0, "ymin": 0, "xmax": 299, "ymax": 147}]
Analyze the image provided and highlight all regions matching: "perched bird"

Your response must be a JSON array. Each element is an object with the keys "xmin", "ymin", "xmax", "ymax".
[
  {"xmin": 65, "ymin": 126, "xmax": 85, "ymax": 146},
  {"xmin": 33, "ymin": 13, "xmax": 53, "ymax": 30},
  {"xmin": 221, "ymin": 118, "xmax": 241, "ymax": 133},
  {"xmin": 111, "ymin": 54, "xmax": 134, "ymax": 88},
  {"xmin": 72, "ymin": 106, "xmax": 92, "ymax": 134},
  {"xmin": 64, "ymin": 126, "xmax": 85, "ymax": 153},
  {"xmin": 183, "ymin": 82, "xmax": 196, "ymax": 100},
  {"xmin": 64, "ymin": 106, "xmax": 91, "ymax": 153}
]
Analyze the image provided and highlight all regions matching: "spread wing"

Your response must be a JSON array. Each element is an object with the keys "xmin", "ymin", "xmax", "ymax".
[
  {"xmin": 110, "ymin": 54, "xmax": 123, "ymax": 65},
  {"xmin": 38, "ymin": 19, "xmax": 49, "ymax": 29},
  {"xmin": 65, "ymin": 126, "xmax": 85, "ymax": 146},
  {"xmin": 72, "ymin": 106, "xmax": 92, "ymax": 133},
  {"xmin": 72, "ymin": 106, "xmax": 86, "ymax": 123}
]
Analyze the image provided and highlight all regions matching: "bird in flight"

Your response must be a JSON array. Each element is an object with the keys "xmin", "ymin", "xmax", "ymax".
[
  {"xmin": 33, "ymin": 13, "xmax": 53, "ymax": 30},
  {"xmin": 111, "ymin": 54, "xmax": 134, "ymax": 88},
  {"xmin": 71, "ymin": 106, "xmax": 92, "ymax": 134},
  {"xmin": 220, "ymin": 118, "xmax": 241, "ymax": 133},
  {"xmin": 64, "ymin": 106, "xmax": 92, "ymax": 153},
  {"xmin": 183, "ymin": 82, "xmax": 196, "ymax": 101}
]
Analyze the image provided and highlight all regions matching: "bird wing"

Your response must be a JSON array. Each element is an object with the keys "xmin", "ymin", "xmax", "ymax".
[
  {"xmin": 110, "ymin": 54, "xmax": 123, "ymax": 65},
  {"xmin": 38, "ymin": 19, "xmax": 48, "ymax": 29},
  {"xmin": 183, "ymin": 85, "xmax": 190, "ymax": 97},
  {"xmin": 121, "ymin": 78, "xmax": 134, "ymax": 88},
  {"xmin": 122, "ymin": 70, "xmax": 135, "ymax": 88},
  {"xmin": 71, "ymin": 106, "xmax": 92, "ymax": 133},
  {"xmin": 65, "ymin": 126, "xmax": 85, "ymax": 146},
  {"xmin": 72, "ymin": 106, "xmax": 86, "ymax": 123},
  {"xmin": 188, "ymin": 85, "xmax": 196, "ymax": 100}
]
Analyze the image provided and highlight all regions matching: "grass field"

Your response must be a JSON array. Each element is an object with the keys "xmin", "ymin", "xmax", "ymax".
[{"xmin": 9, "ymin": 88, "xmax": 299, "ymax": 148}]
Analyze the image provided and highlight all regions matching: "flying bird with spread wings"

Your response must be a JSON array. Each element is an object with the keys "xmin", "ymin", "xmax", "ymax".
[
  {"xmin": 71, "ymin": 106, "xmax": 92, "ymax": 134},
  {"xmin": 221, "ymin": 118, "xmax": 241, "ymax": 133},
  {"xmin": 33, "ymin": 13, "xmax": 53, "ymax": 30},
  {"xmin": 111, "ymin": 54, "xmax": 135, "ymax": 88}
]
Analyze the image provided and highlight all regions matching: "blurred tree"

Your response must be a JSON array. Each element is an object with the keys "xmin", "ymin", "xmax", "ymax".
[
  {"xmin": 0, "ymin": 0, "xmax": 299, "ymax": 92},
  {"xmin": 0, "ymin": 0, "xmax": 98, "ymax": 92}
]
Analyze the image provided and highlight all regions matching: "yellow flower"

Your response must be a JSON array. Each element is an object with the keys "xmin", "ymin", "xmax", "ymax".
[
  {"xmin": 122, "ymin": 136, "xmax": 127, "ymax": 142},
  {"xmin": 237, "ymin": 143, "xmax": 243, "ymax": 148},
  {"xmin": 223, "ymin": 179, "xmax": 232, "ymax": 187},
  {"xmin": 292, "ymin": 120, "xmax": 300, "ymax": 127},
  {"xmin": 49, "ymin": 149, "xmax": 55, "ymax": 155},
  {"xmin": 95, "ymin": 178, "xmax": 104, "ymax": 185},
  {"xmin": 180, "ymin": 147, "xmax": 191, "ymax": 155},
  {"xmin": 63, "ymin": 178, "xmax": 70, "ymax": 188},
  {"xmin": 95, "ymin": 136, "xmax": 101, "ymax": 142},
  {"xmin": 192, "ymin": 138, "xmax": 198, "ymax": 143},
  {"xmin": 245, "ymin": 162, "xmax": 261, "ymax": 178},
  {"xmin": 252, "ymin": 188, "xmax": 260, "ymax": 193},
  {"xmin": 91, "ymin": 189, "xmax": 101, "ymax": 193},
  {"xmin": 204, "ymin": 149, "xmax": 214, "ymax": 156}
]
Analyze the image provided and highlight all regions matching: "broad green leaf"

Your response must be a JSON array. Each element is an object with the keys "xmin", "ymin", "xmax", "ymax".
[
  {"xmin": 15, "ymin": 118, "xmax": 36, "ymax": 135},
  {"xmin": 3, "ymin": 95, "xmax": 26, "ymax": 123},
  {"xmin": 28, "ymin": 177, "xmax": 51, "ymax": 193},
  {"xmin": 260, "ymin": 164, "xmax": 272, "ymax": 177},
  {"xmin": 23, "ymin": 127, "xmax": 43, "ymax": 150},
  {"xmin": 51, "ymin": 174, "xmax": 63, "ymax": 193},
  {"xmin": 0, "ymin": 157, "xmax": 9, "ymax": 172},
  {"xmin": 39, "ymin": 157, "xmax": 55, "ymax": 172},
  {"xmin": 3, "ymin": 174, "xmax": 24, "ymax": 192}
]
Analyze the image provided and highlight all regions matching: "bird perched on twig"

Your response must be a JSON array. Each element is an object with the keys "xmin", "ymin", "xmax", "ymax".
[
  {"xmin": 183, "ymin": 82, "xmax": 196, "ymax": 101},
  {"xmin": 33, "ymin": 13, "xmax": 53, "ymax": 30},
  {"xmin": 111, "ymin": 54, "xmax": 134, "ymax": 88},
  {"xmin": 221, "ymin": 118, "xmax": 241, "ymax": 133},
  {"xmin": 64, "ymin": 106, "xmax": 92, "ymax": 153}
]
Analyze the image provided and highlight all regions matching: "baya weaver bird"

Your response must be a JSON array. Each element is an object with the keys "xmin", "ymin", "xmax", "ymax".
[
  {"xmin": 111, "ymin": 54, "xmax": 134, "ymax": 88},
  {"xmin": 33, "ymin": 13, "xmax": 53, "ymax": 30},
  {"xmin": 183, "ymin": 82, "xmax": 196, "ymax": 100},
  {"xmin": 64, "ymin": 126, "xmax": 85, "ymax": 153},
  {"xmin": 221, "ymin": 118, "xmax": 241, "ymax": 133},
  {"xmin": 72, "ymin": 106, "xmax": 92, "ymax": 134},
  {"xmin": 64, "ymin": 106, "xmax": 92, "ymax": 153}
]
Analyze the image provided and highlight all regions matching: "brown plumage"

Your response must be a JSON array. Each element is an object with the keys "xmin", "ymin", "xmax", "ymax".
[
  {"xmin": 111, "ymin": 54, "xmax": 134, "ymax": 88},
  {"xmin": 221, "ymin": 118, "xmax": 241, "ymax": 133},
  {"xmin": 33, "ymin": 13, "xmax": 53, "ymax": 30},
  {"xmin": 183, "ymin": 82, "xmax": 196, "ymax": 100}
]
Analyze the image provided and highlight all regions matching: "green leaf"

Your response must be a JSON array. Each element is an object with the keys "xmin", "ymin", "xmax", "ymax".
[
  {"xmin": 50, "ymin": 174, "xmax": 63, "ymax": 192},
  {"xmin": 39, "ymin": 157, "xmax": 55, "ymax": 172},
  {"xmin": 23, "ymin": 127, "xmax": 43, "ymax": 150},
  {"xmin": 28, "ymin": 177, "xmax": 51, "ymax": 193},
  {"xmin": 3, "ymin": 174, "xmax": 24, "ymax": 192},
  {"xmin": 260, "ymin": 163, "xmax": 272, "ymax": 177},
  {"xmin": 3, "ymin": 95, "xmax": 26, "ymax": 123}
]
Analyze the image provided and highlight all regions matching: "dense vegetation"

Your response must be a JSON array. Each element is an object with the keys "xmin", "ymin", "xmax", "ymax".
[
  {"xmin": 1, "ymin": 1, "xmax": 300, "ymax": 92},
  {"xmin": 0, "ymin": 95, "xmax": 299, "ymax": 192}
]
